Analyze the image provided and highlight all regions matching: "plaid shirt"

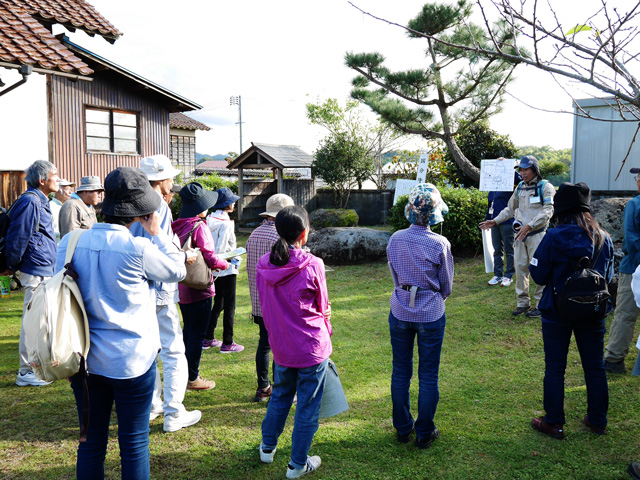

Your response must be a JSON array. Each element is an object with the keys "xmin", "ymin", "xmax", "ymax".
[
  {"xmin": 387, "ymin": 224, "xmax": 454, "ymax": 323},
  {"xmin": 246, "ymin": 219, "xmax": 280, "ymax": 316}
]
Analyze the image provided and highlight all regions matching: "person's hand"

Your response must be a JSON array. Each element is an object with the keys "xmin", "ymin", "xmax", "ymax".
[
  {"xmin": 139, "ymin": 212, "xmax": 160, "ymax": 236},
  {"xmin": 515, "ymin": 224, "xmax": 532, "ymax": 242},
  {"xmin": 323, "ymin": 303, "xmax": 332, "ymax": 321},
  {"xmin": 479, "ymin": 220, "xmax": 496, "ymax": 230},
  {"xmin": 185, "ymin": 248, "xmax": 198, "ymax": 265},
  {"xmin": 497, "ymin": 157, "xmax": 505, "ymax": 161}
]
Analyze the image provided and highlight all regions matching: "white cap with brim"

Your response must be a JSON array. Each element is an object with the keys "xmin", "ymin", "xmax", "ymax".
[
  {"xmin": 59, "ymin": 179, "xmax": 76, "ymax": 187},
  {"xmin": 260, "ymin": 194, "xmax": 294, "ymax": 217},
  {"xmin": 140, "ymin": 154, "xmax": 181, "ymax": 181}
]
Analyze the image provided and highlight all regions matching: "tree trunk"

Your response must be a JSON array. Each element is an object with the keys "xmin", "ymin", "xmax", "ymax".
[{"xmin": 444, "ymin": 135, "xmax": 480, "ymax": 183}]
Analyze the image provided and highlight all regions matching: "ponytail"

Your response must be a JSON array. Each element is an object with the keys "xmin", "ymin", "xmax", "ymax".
[{"xmin": 269, "ymin": 206, "xmax": 309, "ymax": 267}]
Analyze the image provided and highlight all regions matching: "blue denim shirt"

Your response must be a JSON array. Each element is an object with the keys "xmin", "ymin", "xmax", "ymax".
[
  {"xmin": 620, "ymin": 195, "xmax": 640, "ymax": 274},
  {"xmin": 55, "ymin": 223, "xmax": 186, "ymax": 379}
]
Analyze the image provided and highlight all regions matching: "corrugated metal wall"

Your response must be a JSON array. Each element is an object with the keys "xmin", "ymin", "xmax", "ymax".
[{"xmin": 48, "ymin": 75, "xmax": 169, "ymax": 184}]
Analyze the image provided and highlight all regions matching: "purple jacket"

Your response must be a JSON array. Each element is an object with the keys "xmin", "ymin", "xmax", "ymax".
[
  {"xmin": 256, "ymin": 248, "xmax": 332, "ymax": 368},
  {"xmin": 172, "ymin": 216, "xmax": 229, "ymax": 304}
]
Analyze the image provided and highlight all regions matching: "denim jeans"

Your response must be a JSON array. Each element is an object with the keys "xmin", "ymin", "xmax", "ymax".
[
  {"xmin": 70, "ymin": 361, "xmax": 156, "ymax": 480},
  {"xmin": 389, "ymin": 311, "xmax": 445, "ymax": 440},
  {"xmin": 542, "ymin": 319, "xmax": 608, "ymax": 428},
  {"xmin": 491, "ymin": 223, "xmax": 515, "ymax": 279},
  {"xmin": 207, "ymin": 274, "xmax": 236, "ymax": 345},
  {"xmin": 261, "ymin": 359, "xmax": 328, "ymax": 469},
  {"xmin": 180, "ymin": 298, "xmax": 213, "ymax": 381},
  {"xmin": 254, "ymin": 315, "xmax": 273, "ymax": 390}
]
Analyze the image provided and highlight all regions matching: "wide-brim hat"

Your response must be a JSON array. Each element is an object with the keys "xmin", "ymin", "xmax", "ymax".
[
  {"xmin": 76, "ymin": 175, "xmax": 104, "ymax": 192},
  {"xmin": 404, "ymin": 183, "xmax": 448, "ymax": 226},
  {"xmin": 59, "ymin": 178, "xmax": 76, "ymax": 187},
  {"xmin": 260, "ymin": 193, "xmax": 294, "ymax": 217},
  {"xmin": 101, "ymin": 167, "xmax": 161, "ymax": 217},
  {"xmin": 553, "ymin": 182, "xmax": 591, "ymax": 217},
  {"xmin": 179, "ymin": 182, "xmax": 218, "ymax": 218},
  {"xmin": 140, "ymin": 154, "xmax": 181, "ymax": 181},
  {"xmin": 212, "ymin": 187, "xmax": 240, "ymax": 210}
]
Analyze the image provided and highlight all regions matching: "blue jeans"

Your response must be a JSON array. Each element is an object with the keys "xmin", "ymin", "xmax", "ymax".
[
  {"xmin": 389, "ymin": 311, "xmax": 445, "ymax": 440},
  {"xmin": 180, "ymin": 298, "xmax": 212, "ymax": 381},
  {"xmin": 261, "ymin": 359, "xmax": 328, "ymax": 469},
  {"xmin": 70, "ymin": 361, "xmax": 156, "ymax": 480},
  {"xmin": 542, "ymin": 320, "xmax": 608, "ymax": 428},
  {"xmin": 491, "ymin": 223, "xmax": 515, "ymax": 279}
]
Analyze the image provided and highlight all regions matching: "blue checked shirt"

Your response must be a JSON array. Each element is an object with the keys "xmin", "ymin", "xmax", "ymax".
[{"xmin": 387, "ymin": 224, "xmax": 454, "ymax": 323}]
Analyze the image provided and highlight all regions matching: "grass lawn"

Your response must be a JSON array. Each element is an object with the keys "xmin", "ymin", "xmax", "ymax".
[{"xmin": 1, "ymin": 233, "xmax": 639, "ymax": 479}]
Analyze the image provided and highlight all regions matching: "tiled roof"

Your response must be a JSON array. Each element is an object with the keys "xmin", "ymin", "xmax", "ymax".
[
  {"xmin": 7, "ymin": 0, "xmax": 122, "ymax": 42},
  {"xmin": 170, "ymin": 112, "xmax": 211, "ymax": 131},
  {"xmin": 198, "ymin": 159, "xmax": 229, "ymax": 169},
  {"xmin": 228, "ymin": 143, "xmax": 314, "ymax": 170},
  {"xmin": 0, "ymin": 5, "xmax": 93, "ymax": 75}
]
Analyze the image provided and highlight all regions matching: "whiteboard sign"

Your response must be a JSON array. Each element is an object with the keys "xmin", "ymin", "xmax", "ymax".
[
  {"xmin": 416, "ymin": 152, "xmax": 429, "ymax": 183},
  {"xmin": 479, "ymin": 159, "xmax": 517, "ymax": 192},
  {"xmin": 393, "ymin": 179, "xmax": 418, "ymax": 204}
]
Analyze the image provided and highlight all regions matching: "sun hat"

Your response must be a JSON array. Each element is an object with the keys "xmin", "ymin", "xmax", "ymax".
[
  {"xmin": 59, "ymin": 179, "xmax": 76, "ymax": 187},
  {"xmin": 404, "ymin": 183, "xmax": 449, "ymax": 226},
  {"xmin": 76, "ymin": 175, "xmax": 104, "ymax": 192},
  {"xmin": 101, "ymin": 167, "xmax": 161, "ymax": 217},
  {"xmin": 140, "ymin": 154, "xmax": 181, "ymax": 181},
  {"xmin": 517, "ymin": 155, "xmax": 541, "ymax": 177},
  {"xmin": 553, "ymin": 182, "xmax": 591, "ymax": 217},
  {"xmin": 179, "ymin": 182, "xmax": 219, "ymax": 218},
  {"xmin": 212, "ymin": 187, "xmax": 240, "ymax": 210},
  {"xmin": 260, "ymin": 194, "xmax": 294, "ymax": 217}
]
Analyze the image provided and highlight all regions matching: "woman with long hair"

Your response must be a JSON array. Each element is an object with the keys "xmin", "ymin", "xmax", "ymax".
[
  {"xmin": 256, "ymin": 206, "xmax": 332, "ymax": 479},
  {"xmin": 529, "ymin": 182, "xmax": 614, "ymax": 439}
]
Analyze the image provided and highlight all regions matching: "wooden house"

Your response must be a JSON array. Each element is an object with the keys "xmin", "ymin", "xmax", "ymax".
[{"xmin": 169, "ymin": 112, "xmax": 211, "ymax": 177}]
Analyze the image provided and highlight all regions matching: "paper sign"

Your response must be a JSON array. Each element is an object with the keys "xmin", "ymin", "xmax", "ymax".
[
  {"xmin": 393, "ymin": 179, "xmax": 418, "ymax": 205},
  {"xmin": 416, "ymin": 152, "xmax": 429, "ymax": 183},
  {"xmin": 482, "ymin": 228, "xmax": 494, "ymax": 274},
  {"xmin": 479, "ymin": 159, "xmax": 517, "ymax": 192}
]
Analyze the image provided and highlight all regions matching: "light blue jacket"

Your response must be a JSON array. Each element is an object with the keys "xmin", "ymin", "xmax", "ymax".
[{"xmin": 620, "ymin": 195, "xmax": 640, "ymax": 274}]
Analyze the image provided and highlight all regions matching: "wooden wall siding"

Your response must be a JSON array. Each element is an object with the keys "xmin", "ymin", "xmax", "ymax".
[
  {"xmin": 170, "ymin": 135, "xmax": 196, "ymax": 177},
  {"xmin": 283, "ymin": 179, "xmax": 316, "ymax": 213},
  {"xmin": 239, "ymin": 179, "xmax": 315, "ymax": 224},
  {"xmin": 48, "ymin": 75, "xmax": 170, "ymax": 184},
  {"xmin": 0, "ymin": 171, "xmax": 27, "ymax": 209}
]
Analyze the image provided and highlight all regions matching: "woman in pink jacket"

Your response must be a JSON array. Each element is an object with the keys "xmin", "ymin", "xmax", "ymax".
[
  {"xmin": 172, "ymin": 183, "xmax": 229, "ymax": 391},
  {"xmin": 256, "ymin": 206, "xmax": 331, "ymax": 479}
]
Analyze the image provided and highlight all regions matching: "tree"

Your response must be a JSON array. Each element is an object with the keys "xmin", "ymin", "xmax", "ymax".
[
  {"xmin": 306, "ymin": 98, "xmax": 406, "ymax": 189},
  {"xmin": 346, "ymin": 1, "xmax": 518, "ymax": 184},
  {"xmin": 312, "ymin": 133, "xmax": 374, "ymax": 208}
]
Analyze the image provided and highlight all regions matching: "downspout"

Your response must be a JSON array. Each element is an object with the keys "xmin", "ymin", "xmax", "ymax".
[{"xmin": 0, "ymin": 65, "xmax": 32, "ymax": 97}]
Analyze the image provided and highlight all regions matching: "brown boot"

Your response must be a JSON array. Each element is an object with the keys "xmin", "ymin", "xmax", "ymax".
[
  {"xmin": 253, "ymin": 384, "xmax": 273, "ymax": 402},
  {"xmin": 531, "ymin": 416, "xmax": 565, "ymax": 439}
]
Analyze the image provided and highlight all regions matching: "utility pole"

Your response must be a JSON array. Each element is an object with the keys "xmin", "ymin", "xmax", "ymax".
[{"xmin": 230, "ymin": 96, "xmax": 243, "ymax": 154}]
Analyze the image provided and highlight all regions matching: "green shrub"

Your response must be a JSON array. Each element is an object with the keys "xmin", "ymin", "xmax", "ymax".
[
  {"xmin": 309, "ymin": 208, "xmax": 359, "ymax": 229},
  {"xmin": 388, "ymin": 186, "xmax": 488, "ymax": 254},
  {"xmin": 171, "ymin": 174, "xmax": 238, "ymax": 219}
]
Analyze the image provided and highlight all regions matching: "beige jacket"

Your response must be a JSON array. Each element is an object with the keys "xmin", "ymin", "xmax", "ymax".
[
  {"xmin": 493, "ymin": 178, "xmax": 555, "ymax": 231},
  {"xmin": 59, "ymin": 197, "xmax": 97, "ymax": 238}
]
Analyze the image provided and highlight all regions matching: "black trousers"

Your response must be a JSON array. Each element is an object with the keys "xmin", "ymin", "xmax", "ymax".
[{"xmin": 206, "ymin": 274, "xmax": 236, "ymax": 345}]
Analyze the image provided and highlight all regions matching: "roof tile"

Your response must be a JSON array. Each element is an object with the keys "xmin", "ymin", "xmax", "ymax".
[{"xmin": 169, "ymin": 112, "xmax": 211, "ymax": 131}]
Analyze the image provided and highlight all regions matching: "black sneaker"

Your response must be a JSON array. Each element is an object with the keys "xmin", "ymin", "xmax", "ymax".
[
  {"xmin": 525, "ymin": 308, "xmax": 542, "ymax": 318},
  {"xmin": 512, "ymin": 306, "xmax": 529, "ymax": 316},
  {"xmin": 604, "ymin": 359, "xmax": 626, "ymax": 374},
  {"xmin": 415, "ymin": 428, "xmax": 439, "ymax": 450},
  {"xmin": 397, "ymin": 428, "xmax": 413, "ymax": 444},
  {"xmin": 629, "ymin": 462, "xmax": 640, "ymax": 480}
]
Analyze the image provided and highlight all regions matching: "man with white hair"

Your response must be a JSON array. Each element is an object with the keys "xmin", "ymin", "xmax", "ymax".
[
  {"xmin": 1, "ymin": 160, "xmax": 59, "ymax": 386},
  {"xmin": 130, "ymin": 154, "xmax": 201, "ymax": 432}
]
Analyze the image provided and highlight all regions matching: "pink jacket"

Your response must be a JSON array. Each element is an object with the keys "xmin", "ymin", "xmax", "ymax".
[
  {"xmin": 172, "ymin": 217, "xmax": 230, "ymax": 304},
  {"xmin": 256, "ymin": 248, "xmax": 332, "ymax": 368}
]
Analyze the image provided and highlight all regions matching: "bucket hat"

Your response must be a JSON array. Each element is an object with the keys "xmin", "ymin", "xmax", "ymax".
[
  {"xmin": 59, "ymin": 179, "xmax": 76, "ymax": 187},
  {"xmin": 404, "ymin": 183, "xmax": 448, "ymax": 226},
  {"xmin": 212, "ymin": 187, "xmax": 240, "ymax": 210},
  {"xmin": 553, "ymin": 182, "xmax": 591, "ymax": 217},
  {"xmin": 76, "ymin": 175, "xmax": 104, "ymax": 192},
  {"xmin": 260, "ymin": 194, "xmax": 294, "ymax": 217},
  {"xmin": 101, "ymin": 167, "xmax": 160, "ymax": 217},
  {"xmin": 140, "ymin": 154, "xmax": 181, "ymax": 181},
  {"xmin": 179, "ymin": 182, "xmax": 218, "ymax": 218}
]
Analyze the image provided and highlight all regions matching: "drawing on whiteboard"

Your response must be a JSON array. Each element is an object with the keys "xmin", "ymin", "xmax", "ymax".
[{"xmin": 479, "ymin": 159, "xmax": 517, "ymax": 192}]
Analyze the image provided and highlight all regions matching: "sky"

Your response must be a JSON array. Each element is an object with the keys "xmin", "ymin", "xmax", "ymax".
[{"xmin": 1, "ymin": 0, "xmax": 623, "ymax": 169}]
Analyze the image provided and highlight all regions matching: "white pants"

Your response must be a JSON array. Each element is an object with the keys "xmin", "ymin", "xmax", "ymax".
[
  {"xmin": 152, "ymin": 303, "xmax": 189, "ymax": 416},
  {"xmin": 19, "ymin": 273, "xmax": 49, "ymax": 375},
  {"xmin": 514, "ymin": 231, "xmax": 545, "ymax": 308}
]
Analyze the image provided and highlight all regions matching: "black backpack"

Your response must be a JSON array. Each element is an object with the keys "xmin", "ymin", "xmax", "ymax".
[
  {"xmin": 554, "ymin": 242, "xmax": 610, "ymax": 323},
  {"xmin": 0, "ymin": 191, "xmax": 39, "ymax": 272}
]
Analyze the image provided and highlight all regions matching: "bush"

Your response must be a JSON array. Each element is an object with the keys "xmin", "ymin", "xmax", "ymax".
[
  {"xmin": 309, "ymin": 208, "xmax": 359, "ymax": 229},
  {"xmin": 170, "ymin": 174, "xmax": 238, "ymax": 219},
  {"xmin": 388, "ymin": 186, "xmax": 488, "ymax": 254}
]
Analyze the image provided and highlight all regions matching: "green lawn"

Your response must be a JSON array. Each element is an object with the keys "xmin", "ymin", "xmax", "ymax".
[{"xmin": 1, "ymin": 235, "xmax": 639, "ymax": 479}]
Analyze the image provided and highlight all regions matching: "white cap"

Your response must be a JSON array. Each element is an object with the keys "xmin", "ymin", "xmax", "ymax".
[
  {"xmin": 140, "ymin": 154, "xmax": 181, "ymax": 181},
  {"xmin": 260, "ymin": 194, "xmax": 294, "ymax": 217}
]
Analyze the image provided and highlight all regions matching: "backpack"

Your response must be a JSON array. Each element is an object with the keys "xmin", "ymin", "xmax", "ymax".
[
  {"xmin": 516, "ymin": 179, "xmax": 549, "ymax": 205},
  {"xmin": 23, "ymin": 229, "xmax": 90, "ymax": 381},
  {"xmin": 0, "ymin": 191, "xmax": 40, "ymax": 272},
  {"xmin": 554, "ymin": 242, "xmax": 610, "ymax": 323}
]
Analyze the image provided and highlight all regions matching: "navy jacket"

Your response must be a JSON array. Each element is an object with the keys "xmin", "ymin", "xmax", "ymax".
[
  {"xmin": 619, "ymin": 195, "xmax": 640, "ymax": 274},
  {"xmin": 5, "ymin": 187, "xmax": 57, "ymax": 276},
  {"xmin": 529, "ymin": 223, "xmax": 614, "ymax": 324}
]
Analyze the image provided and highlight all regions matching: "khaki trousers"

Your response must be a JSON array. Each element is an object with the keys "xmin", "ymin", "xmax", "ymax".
[
  {"xmin": 514, "ymin": 231, "xmax": 545, "ymax": 308},
  {"xmin": 19, "ymin": 273, "xmax": 49, "ymax": 375},
  {"xmin": 604, "ymin": 273, "xmax": 639, "ymax": 362}
]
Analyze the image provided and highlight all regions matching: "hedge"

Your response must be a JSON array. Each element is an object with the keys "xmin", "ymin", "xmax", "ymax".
[{"xmin": 388, "ymin": 186, "xmax": 488, "ymax": 254}]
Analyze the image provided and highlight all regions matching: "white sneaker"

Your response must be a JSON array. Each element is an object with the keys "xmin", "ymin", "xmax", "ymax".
[
  {"xmin": 487, "ymin": 276, "xmax": 502, "ymax": 286},
  {"xmin": 500, "ymin": 277, "xmax": 513, "ymax": 287},
  {"xmin": 286, "ymin": 456, "xmax": 321, "ymax": 479},
  {"xmin": 149, "ymin": 405, "xmax": 164, "ymax": 422},
  {"xmin": 16, "ymin": 371, "xmax": 52, "ymax": 387},
  {"xmin": 259, "ymin": 444, "xmax": 276, "ymax": 463},
  {"xmin": 163, "ymin": 410, "xmax": 202, "ymax": 433}
]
